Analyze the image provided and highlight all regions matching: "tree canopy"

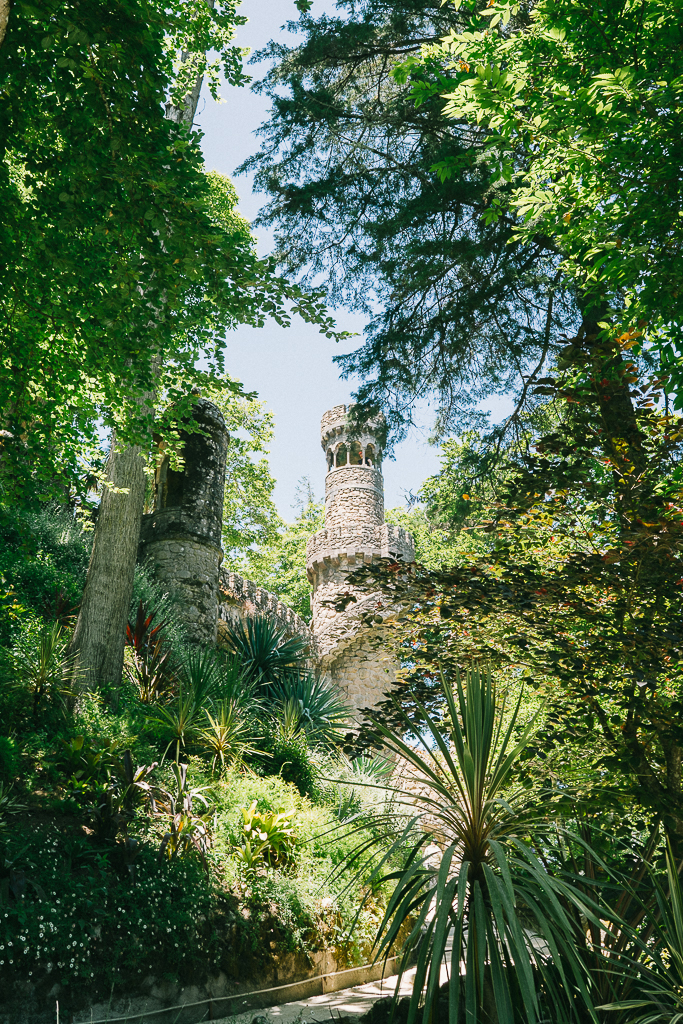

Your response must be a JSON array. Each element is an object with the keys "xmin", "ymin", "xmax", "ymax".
[
  {"xmin": 242, "ymin": 0, "xmax": 577, "ymax": 443},
  {"xmin": 0, "ymin": 0, "xmax": 345, "ymax": 504}
]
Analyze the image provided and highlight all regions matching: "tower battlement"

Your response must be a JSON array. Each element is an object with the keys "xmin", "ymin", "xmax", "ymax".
[{"xmin": 306, "ymin": 406, "xmax": 415, "ymax": 712}]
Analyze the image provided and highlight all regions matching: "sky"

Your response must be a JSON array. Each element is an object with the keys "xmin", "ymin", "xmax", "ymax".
[{"xmin": 195, "ymin": 0, "xmax": 509, "ymax": 517}]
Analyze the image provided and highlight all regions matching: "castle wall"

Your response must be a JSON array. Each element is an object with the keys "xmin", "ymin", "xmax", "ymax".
[{"xmin": 217, "ymin": 570, "xmax": 314, "ymax": 650}]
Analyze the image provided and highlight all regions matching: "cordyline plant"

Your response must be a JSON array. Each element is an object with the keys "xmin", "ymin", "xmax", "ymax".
[{"xmin": 341, "ymin": 666, "xmax": 610, "ymax": 1024}]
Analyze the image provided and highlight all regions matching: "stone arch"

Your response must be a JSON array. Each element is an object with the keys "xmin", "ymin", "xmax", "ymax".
[
  {"xmin": 364, "ymin": 443, "xmax": 376, "ymax": 467},
  {"xmin": 335, "ymin": 443, "xmax": 348, "ymax": 467},
  {"xmin": 349, "ymin": 441, "xmax": 363, "ymax": 465}
]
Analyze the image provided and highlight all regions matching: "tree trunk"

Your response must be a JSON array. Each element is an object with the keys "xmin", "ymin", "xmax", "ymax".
[
  {"xmin": 69, "ymin": 439, "xmax": 146, "ymax": 689},
  {"xmin": 0, "ymin": 0, "xmax": 9, "ymax": 49},
  {"xmin": 68, "ymin": 23, "xmax": 211, "ymax": 690}
]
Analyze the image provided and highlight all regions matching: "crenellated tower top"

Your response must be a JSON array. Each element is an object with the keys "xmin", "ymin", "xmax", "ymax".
[{"xmin": 306, "ymin": 406, "xmax": 415, "ymax": 700}]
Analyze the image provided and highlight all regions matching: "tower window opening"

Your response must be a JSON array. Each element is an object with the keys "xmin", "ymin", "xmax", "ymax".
[
  {"xmin": 326, "ymin": 448, "xmax": 334, "ymax": 470},
  {"xmin": 364, "ymin": 444, "xmax": 376, "ymax": 467},
  {"xmin": 335, "ymin": 443, "xmax": 348, "ymax": 467},
  {"xmin": 349, "ymin": 441, "xmax": 363, "ymax": 466}
]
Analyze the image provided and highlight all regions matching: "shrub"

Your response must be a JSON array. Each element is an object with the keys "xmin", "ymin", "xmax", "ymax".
[
  {"xmin": 0, "ymin": 504, "xmax": 89, "ymax": 645},
  {"xmin": 234, "ymin": 801, "xmax": 298, "ymax": 871},
  {"xmin": 0, "ymin": 737, "xmax": 19, "ymax": 783},
  {"xmin": 266, "ymin": 731, "xmax": 318, "ymax": 797}
]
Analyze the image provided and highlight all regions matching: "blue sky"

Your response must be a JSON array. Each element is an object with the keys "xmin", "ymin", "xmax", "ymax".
[{"xmin": 195, "ymin": 0, "xmax": 508, "ymax": 517}]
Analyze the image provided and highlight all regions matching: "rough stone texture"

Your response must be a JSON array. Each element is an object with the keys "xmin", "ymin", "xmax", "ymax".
[
  {"xmin": 135, "ymin": 399, "xmax": 415, "ymax": 717},
  {"xmin": 218, "ymin": 570, "xmax": 314, "ymax": 651},
  {"xmin": 306, "ymin": 407, "xmax": 415, "ymax": 716},
  {"xmin": 139, "ymin": 397, "xmax": 229, "ymax": 645},
  {"xmin": 325, "ymin": 465, "xmax": 384, "ymax": 530}
]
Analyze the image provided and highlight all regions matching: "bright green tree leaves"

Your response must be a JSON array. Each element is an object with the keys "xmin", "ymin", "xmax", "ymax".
[
  {"xmin": 0, "ymin": 1, "xmax": 347, "ymax": 504},
  {"xmin": 406, "ymin": 0, "xmax": 683, "ymax": 397}
]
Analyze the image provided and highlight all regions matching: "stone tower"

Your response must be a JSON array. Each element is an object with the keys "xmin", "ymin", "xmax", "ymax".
[
  {"xmin": 138, "ymin": 397, "xmax": 229, "ymax": 645},
  {"xmin": 306, "ymin": 405, "xmax": 415, "ymax": 715}
]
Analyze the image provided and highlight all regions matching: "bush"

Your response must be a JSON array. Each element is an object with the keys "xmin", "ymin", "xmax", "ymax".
[
  {"xmin": 0, "ymin": 737, "xmax": 19, "ymax": 783},
  {"xmin": 265, "ymin": 732, "xmax": 318, "ymax": 797},
  {"xmin": 0, "ymin": 504, "xmax": 89, "ymax": 645}
]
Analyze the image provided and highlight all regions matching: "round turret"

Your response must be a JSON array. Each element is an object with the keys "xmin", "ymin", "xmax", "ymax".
[
  {"xmin": 321, "ymin": 404, "xmax": 385, "ymax": 531},
  {"xmin": 307, "ymin": 405, "xmax": 415, "ymax": 716}
]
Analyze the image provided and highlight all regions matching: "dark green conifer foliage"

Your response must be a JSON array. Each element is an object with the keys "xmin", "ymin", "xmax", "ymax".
[{"xmin": 242, "ymin": 0, "xmax": 577, "ymax": 441}]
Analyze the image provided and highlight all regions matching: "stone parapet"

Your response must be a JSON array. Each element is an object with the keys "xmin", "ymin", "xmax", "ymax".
[
  {"xmin": 320, "ymin": 404, "xmax": 384, "ymax": 445},
  {"xmin": 217, "ymin": 570, "xmax": 314, "ymax": 649},
  {"xmin": 306, "ymin": 523, "xmax": 415, "ymax": 577}
]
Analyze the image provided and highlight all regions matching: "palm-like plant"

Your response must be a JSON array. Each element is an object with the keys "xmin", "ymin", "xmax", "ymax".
[
  {"xmin": 348, "ymin": 666, "xmax": 606, "ymax": 1024},
  {"xmin": 220, "ymin": 615, "xmax": 309, "ymax": 692},
  {"xmin": 272, "ymin": 670, "xmax": 352, "ymax": 747},
  {"xmin": 599, "ymin": 839, "xmax": 683, "ymax": 1024},
  {"xmin": 199, "ymin": 699, "xmax": 260, "ymax": 772},
  {"xmin": 150, "ymin": 682, "xmax": 205, "ymax": 763},
  {"xmin": 11, "ymin": 621, "xmax": 76, "ymax": 718}
]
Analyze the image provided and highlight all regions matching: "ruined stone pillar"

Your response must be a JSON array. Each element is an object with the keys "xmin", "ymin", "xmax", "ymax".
[
  {"xmin": 307, "ymin": 405, "xmax": 414, "ymax": 716},
  {"xmin": 138, "ymin": 397, "xmax": 228, "ymax": 645}
]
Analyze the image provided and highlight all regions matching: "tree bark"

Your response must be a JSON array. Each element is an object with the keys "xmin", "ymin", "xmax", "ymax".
[
  {"xmin": 68, "ymin": 24, "xmax": 211, "ymax": 691},
  {"xmin": 0, "ymin": 0, "xmax": 9, "ymax": 49},
  {"xmin": 70, "ymin": 439, "xmax": 146, "ymax": 689}
]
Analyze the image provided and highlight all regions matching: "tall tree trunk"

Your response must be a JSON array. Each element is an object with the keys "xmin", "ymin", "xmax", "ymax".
[
  {"xmin": 0, "ymin": 0, "xmax": 9, "ymax": 49},
  {"xmin": 68, "ymin": 34, "xmax": 210, "ymax": 691},
  {"xmin": 70, "ymin": 440, "xmax": 146, "ymax": 688}
]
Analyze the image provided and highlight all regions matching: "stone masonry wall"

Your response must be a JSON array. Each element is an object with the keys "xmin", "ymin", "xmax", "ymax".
[
  {"xmin": 217, "ymin": 570, "xmax": 314, "ymax": 650},
  {"xmin": 142, "ymin": 537, "xmax": 223, "ymax": 646},
  {"xmin": 138, "ymin": 397, "xmax": 228, "ymax": 645},
  {"xmin": 324, "ymin": 634, "xmax": 398, "ymax": 719},
  {"xmin": 324, "ymin": 465, "xmax": 383, "ymax": 531}
]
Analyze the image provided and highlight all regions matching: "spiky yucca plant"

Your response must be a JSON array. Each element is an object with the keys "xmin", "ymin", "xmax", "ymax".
[
  {"xmin": 220, "ymin": 614, "xmax": 309, "ymax": 691},
  {"xmin": 348, "ymin": 666, "xmax": 607, "ymax": 1024},
  {"xmin": 272, "ymin": 670, "xmax": 352, "ymax": 747}
]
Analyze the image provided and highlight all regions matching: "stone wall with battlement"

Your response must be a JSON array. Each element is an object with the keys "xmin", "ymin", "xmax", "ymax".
[
  {"xmin": 306, "ymin": 405, "xmax": 416, "ymax": 714},
  {"xmin": 307, "ymin": 523, "xmax": 414, "ymax": 574},
  {"xmin": 217, "ymin": 570, "xmax": 314, "ymax": 650}
]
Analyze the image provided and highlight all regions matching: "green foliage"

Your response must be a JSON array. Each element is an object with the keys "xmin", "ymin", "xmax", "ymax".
[
  {"xmin": 234, "ymin": 800, "xmax": 298, "ymax": 871},
  {"xmin": 600, "ymin": 840, "xmax": 683, "ymax": 1024},
  {"xmin": 207, "ymin": 388, "xmax": 282, "ymax": 561},
  {"xmin": 157, "ymin": 762, "xmax": 213, "ymax": 871},
  {"xmin": 124, "ymin": 601, "xmax": 176, "ymax": 705},
  {"xmin": 0, "ymin": 1, "xmax": 349, "ymax": 503},
  {"xmin": 199, "ymin": 700, "xmax": 260, "ymax": 773},
  {"xmin": 271, "ymin": 671, "xmax": 352, "ymax": 748},
  {"xmin": 230, "ymin": 498, "xmax": 324, "ymax": 621},
  {"xmin": 6, "ymin": 620, "xmax": 74, "ymax": 727},
  {"xmin": 242, "ymin": 1, "xmax": 577, "ymax": 443},
  {"xmin": 0, "ymin": 738, "xmax": 19, "ymax": 784},
  {"xmin": 220, "ymin": 615, "xmax": 310, "ymax": 691},
  {"xmin": 265, "ymin": 730, "xmax": 319, "ymax": 798},
  {"xmin": 0, "ymin": 833, "xmax": 222, "ymax": 989},
  {"xmin": 428, "ymin": 0, "xmax": 683, "ymax": 394},
  {"xmin": 0, "ymin": 504, "xmax": 89, "ymax": 645},
  {"xmin": 351, "ymin": 667, "xmax": 604, "ymax": 1024}
]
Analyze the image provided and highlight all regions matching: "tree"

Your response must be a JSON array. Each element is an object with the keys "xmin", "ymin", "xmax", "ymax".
[
  {"xmin": 348, "ymin": 348, "xmax": 683, "ymax": 855},
  {"xmin": 1, "ymin": 1, "xmax": 348, "ymax": 687},
  {"xmin": 208, "ymin": 385, "xmax": 282, "ymax": 560},
  {"xmin": 242, "ymin": 0, "xmax": 577, "ymax": 442},
  {"xmin": 229, "ymin": 491, "xmax": 324, "ymax": 622},
  {"xmin": 419, "ymin": 0, "xmax": 683, "ymax": 395}
]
